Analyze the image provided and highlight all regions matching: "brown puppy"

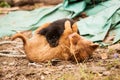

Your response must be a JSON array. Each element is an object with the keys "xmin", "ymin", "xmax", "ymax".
[
  {"xmin": 11, "ymin": 21, "xmax": 75, "ymax": 62},
  {"xmin": 69, "ymin": 32, "xmax": 99, "ymax": 62}
]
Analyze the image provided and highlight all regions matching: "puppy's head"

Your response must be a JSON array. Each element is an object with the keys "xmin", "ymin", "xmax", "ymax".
[
  {"xmin": 38, "ymin": 18, "xmax": 76, "ymax": 47},
  {"xmin": 46, "ymin": 20, "xmax": 73, "ymax": 47},
  {"xmin": 38, "ymin": 28, "xmax": 59, "ymax": 47},
  {"xmin": 45, "ymin": 27, "xmax": 63, "ymax": 47},
  {"xmin": 69, "ymin": 33, "xmax": 99, "ymax": 62}
]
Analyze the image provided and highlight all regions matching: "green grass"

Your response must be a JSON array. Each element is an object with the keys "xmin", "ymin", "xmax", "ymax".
[
  {"xmin": 0, "ymin": 1, "xmax": 10, "ymax": 8},
  {"xmin": 56, "ymin": 64, "xmax": 95, "ymax": 80}
]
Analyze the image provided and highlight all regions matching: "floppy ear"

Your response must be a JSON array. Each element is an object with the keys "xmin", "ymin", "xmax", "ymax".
[
  {"xmin": 34, "ymin": 22, "xmax": 51, "ymax": 34},
  {"xmin": 64, "ymin": 20, "xmax": 72, "ymax": 33},
  {"xmin": 72, "ymin": 23, "xmax": 78, "ymax": 33},
  {"xmin": 38, "ymin": 28, "xmax": 47, "ymax": 35},
  {"xmin": 68, "ymin": 32, "xmax": 80, "ymax": 39},
  {"xmin": 90, "ymin": 43, "xmax": 99, "ymax": 50}
]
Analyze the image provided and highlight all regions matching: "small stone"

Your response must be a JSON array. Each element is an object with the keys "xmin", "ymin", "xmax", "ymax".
[
  {"xmin": 58, "ymin": 65, "xmax": 65, "ymax": 70},
  {"xmin": 66, "ymin": 65, "xmax": 73, "ymax": 68},
  {"xmin": 28, "ymin": 62, "xmax": 43, "ymax": 67},
  {"xmin": 9, "ymin": 62, "xmax": 15, "ymax": 66},
  {"xmin": 43, "ymin": 71, "xmax": 51, "ymax": 75},
  {"xmin": 102, "ymin": 71, "xmax": 110, "ymax": 76},
  {"xmin": 89, "ymin": 66, "xmax": 106, "ymax": 74},
  {"xmin": 100, "ymin": 53, "xmax": 108, "ymax": 59},
  {"xmin": 2, "ymin": 61, "xmax": 7, "ymax": 65},
  {"xmin": 97, "ymin": 73, "xmax": 103, "ymax": 77},
  {"xmin": 41, "ymin": 75, "xmax": 45, "ymax": 80},
  {"xmin": 113, "ymin": 53, "xmax": 119, "ymax": 58}
]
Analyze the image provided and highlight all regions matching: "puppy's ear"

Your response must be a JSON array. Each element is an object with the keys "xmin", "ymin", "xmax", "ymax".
[
  {"xmin": 72, "ymin": 23, "xmax": 78, "ymax": 32},
  {"xmin": 90, "ymin": 43, "xmax": 99, "ymax": 50},
  {"xmin": 34, "ymin": 23, "xmax": 51, "ymax": 34},
  {"xmin": 38, "ymin": 28, "xmax": 47, "ymax": 35},
  {"xmin": 72, "ymin": 22, "xmax": 80, "ymax": 34},
  {"xmin": 64, "ymin": 20, "xmax": 72, "ymax": 32}
]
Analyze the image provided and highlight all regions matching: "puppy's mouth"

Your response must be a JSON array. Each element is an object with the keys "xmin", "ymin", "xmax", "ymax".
[
  {"xmin": 49, "ymin": 43, "xmax": 58, "ymax": 47},
  {"xmin": 49, "ymin": 41, "xmax": 59, "ymax": 47}
]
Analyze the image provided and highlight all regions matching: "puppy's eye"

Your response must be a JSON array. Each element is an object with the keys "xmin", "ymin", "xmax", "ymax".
[
  {"xmin": 52, "ymin": 36, "xmax": 56, "ymax": 38},
  {"xmin": 47, "ymin": 37, "xmax": 51, "ymax": 40}
]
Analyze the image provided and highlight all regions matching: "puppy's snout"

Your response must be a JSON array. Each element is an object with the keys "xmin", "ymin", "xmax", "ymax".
[
  {"xmin": 48, "ymin": 38, "xmax": 59, "ymax": 47},
  {"xmin": 49, "ymin": 40, "xmax": 59, "ymax": 47},
  {"xmin": 50, "ymin": 42, "xmax": 58, "ymax": 47}
]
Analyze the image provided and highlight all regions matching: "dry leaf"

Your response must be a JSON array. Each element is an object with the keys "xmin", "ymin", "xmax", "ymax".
[{"xmin": 100, "ymin": 53, "xmax": 108, "ymax": 59}]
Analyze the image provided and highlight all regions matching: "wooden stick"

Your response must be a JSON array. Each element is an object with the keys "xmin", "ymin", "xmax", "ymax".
[
  {"xmin": 0, "ymin": 52, "xmax": 26, "ymax": 57},
  {"xmin": 0, "ymin": 41, "xmax": 18, "ymax": 45}
]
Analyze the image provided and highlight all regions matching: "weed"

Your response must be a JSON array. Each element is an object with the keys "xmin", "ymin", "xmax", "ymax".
[
  {"xmin": 0, "ymin": 1, "xmax": 10, "ymax": 8},
  {"xmin": 57, "ymin": 64, "xmax": 96, "ymax": 80}
]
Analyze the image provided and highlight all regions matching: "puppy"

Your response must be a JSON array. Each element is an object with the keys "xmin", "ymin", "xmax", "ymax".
[
  {"xmin": 11, "ymin": 21, "xmax": 75, "ymax": 62},
  {"xmin": 38, "ymin": 18, "xmax": 79, "ymax": 47},
  {"xmin": 68, "ymin": 32, "xmax": 99, "ymax": 62}
]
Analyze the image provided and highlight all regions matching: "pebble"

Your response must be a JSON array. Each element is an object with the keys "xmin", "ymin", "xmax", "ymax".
[
  {"xmin": 43, "ymin": 71, "xmax": 51, "ymax": 75},
  {"xmin": 2, "ymin": 61, "xmax": 7, "ymax": 65},
  {"xmin": 9, "ymin": 62, "xmax": 15, "ymax": 66},
  {"xmin": 113, "ymin": 53, "xmax": 119, "ymax": 58},
  {"xmin": 89, "ymin": 66, "xmax": 106, "ymax": 73},
  {"xmin": 28, "ymin": 62, "xmax": 43, "ymax": 67},
  {"xmin": 58, "ymin": 65, "xmax": 64, "ymax": 70},
  {"xmin": 102, "ymin": 71, "xmax": 110, "ymax": 76},
  {"xmin": 41, "ymin": 75, "xmax": 45, "ymax": 80}
]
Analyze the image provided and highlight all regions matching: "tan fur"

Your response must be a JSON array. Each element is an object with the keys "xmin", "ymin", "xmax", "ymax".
[{"xmin": 69, "ymin": 32, "xmax": 99, "ymax": 62}]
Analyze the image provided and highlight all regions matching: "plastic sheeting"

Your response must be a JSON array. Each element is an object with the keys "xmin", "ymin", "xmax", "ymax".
[
  {"xmin": 77, "ymin": 0, "xmax": 120, "ymax": 44},
  {"xmin": 0, "ymin": 0, "xmax": 120, "ymax": 44}
]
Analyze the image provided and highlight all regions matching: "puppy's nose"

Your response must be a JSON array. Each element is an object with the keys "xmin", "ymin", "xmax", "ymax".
[{"xmin": 50, "ymin": 43, "xmax": 58, "ymax": 47}]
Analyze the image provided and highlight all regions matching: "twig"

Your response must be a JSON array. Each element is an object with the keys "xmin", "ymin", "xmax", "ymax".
[
  {"xmin": 0, "ymin": 49, "xmax": 26, "ymax": 57},
  {"xmin": 72, "ymin": 52, "xmax": 79, "ymax": 64},
  {"xmin": 0, "ymin": 7, "xmax": 19, "ymax": 14},
  {"xmin": 17, "ymin": 48, "xmax": 25, "ymax": 54},
  {"xmin": 0, "ymin": 41, "xmax": 18, "ymax": 45},
  {"xmin": 0, "ymin": 52, "xmax": 26, "ymax": 57},
  {"xmin": 0, "ymin": 7, "xmax": 19, "ymax": 11},
  {"xmin": 61, "ymin": 45, "xmax": 79, "ymax": 64},
  {"xmin": 0, "ymin": 50, "xmax": 17, "ymax": 53}
]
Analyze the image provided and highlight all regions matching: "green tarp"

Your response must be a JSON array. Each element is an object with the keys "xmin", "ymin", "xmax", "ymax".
[{"xmin": 0, "ymin": 0, "xmax": 120, "ymax": 44}]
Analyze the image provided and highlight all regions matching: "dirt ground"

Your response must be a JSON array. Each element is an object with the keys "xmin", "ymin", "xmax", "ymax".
[
  {"xmin": 0, "ymin": 1, "xmax": 120, "ymax": 80},
  {"xmin": 0, "ymin": 36, "xmax": 120, "ymax": 80}
]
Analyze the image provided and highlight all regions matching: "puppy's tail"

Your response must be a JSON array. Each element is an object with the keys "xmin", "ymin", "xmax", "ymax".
[{"xmin": 11, "ymin": 32, "xmax": 28, "ymax": 45}]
